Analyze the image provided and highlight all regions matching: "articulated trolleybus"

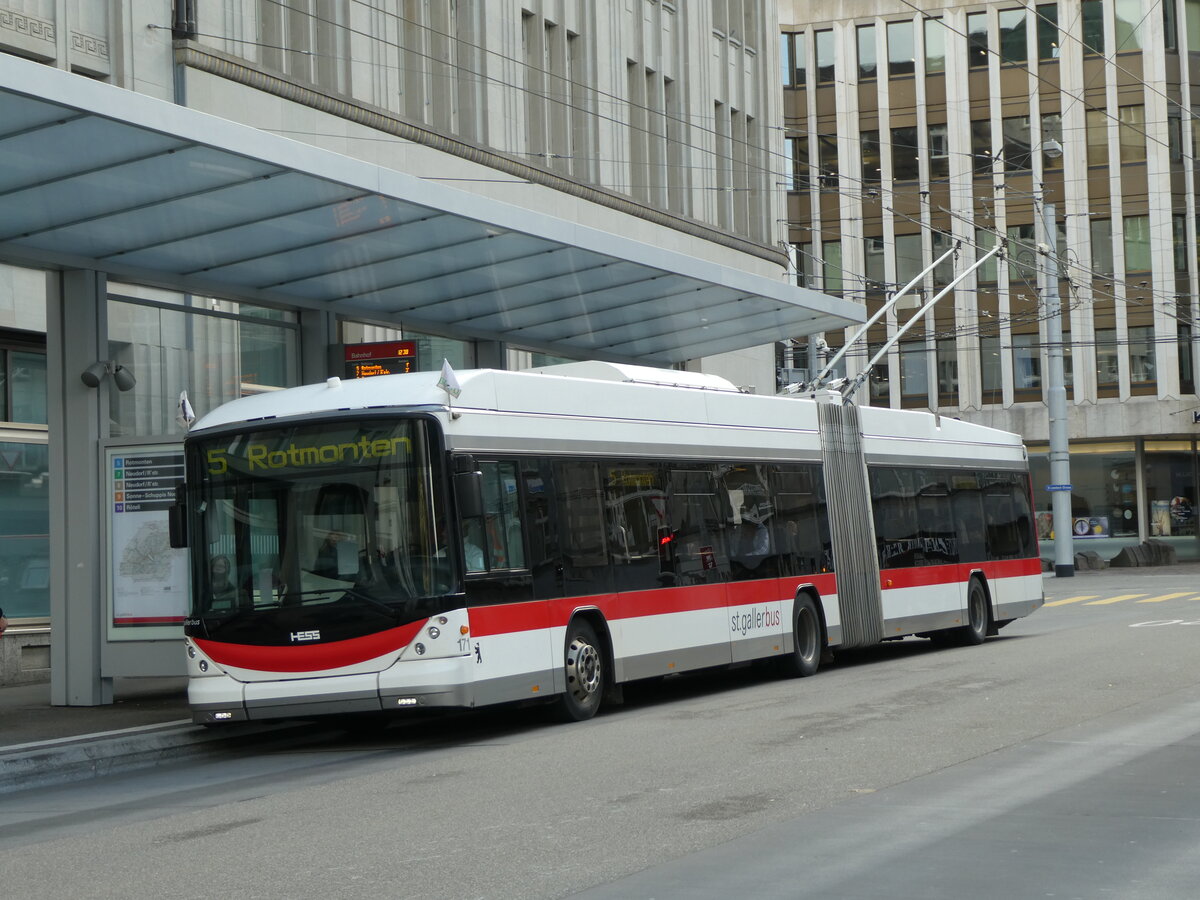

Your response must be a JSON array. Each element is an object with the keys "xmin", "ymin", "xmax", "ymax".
[{"xmin": 174, "ymin": 362, "xmax": 1043, "ymax": 725}]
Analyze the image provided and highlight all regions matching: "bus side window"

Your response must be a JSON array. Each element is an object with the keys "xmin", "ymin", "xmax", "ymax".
[
  {"xmin": 773, "ymin": 464, "xmax": 825, "ymax": 575},
  {"xmin": 983, "ymin": 474, "xmax": 1022, "ymax": 559},
  {"xmin": 667, "ymin": 466, "xmax": 729, "ymax": 586},
  {"xmin": 465, "ymin": 461, "xmax": 526, "ymax": 572}
]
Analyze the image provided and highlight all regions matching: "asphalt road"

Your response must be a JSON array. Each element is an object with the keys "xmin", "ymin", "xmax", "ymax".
[{"xmin": 2, "ymin": 568, "xmax": 1199, "ymax": 899}]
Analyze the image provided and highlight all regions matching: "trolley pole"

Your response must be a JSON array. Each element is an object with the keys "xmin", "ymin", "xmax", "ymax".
[{"xmin": 1040, "ymin": 200, "xmax": 1074, "ymax": 577}]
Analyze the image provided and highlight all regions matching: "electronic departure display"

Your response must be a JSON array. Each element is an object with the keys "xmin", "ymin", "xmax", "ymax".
[{"xmin": 344, "ymin": 341, "xmax": 417, "ymax": 378}]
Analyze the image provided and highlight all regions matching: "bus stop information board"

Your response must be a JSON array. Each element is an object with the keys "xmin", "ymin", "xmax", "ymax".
[
  {"xmin": 345, "ymin": 341, "xmax": 417, "ymax": 378},
  {"xmin": 107, "ymin": 446, "xmax": 189, "ymax": 630}
]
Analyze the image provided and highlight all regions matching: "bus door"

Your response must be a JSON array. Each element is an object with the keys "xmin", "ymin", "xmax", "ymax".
[{"xmin": 719, "ymin": 463, "xmax": 785, "ymax": 663}]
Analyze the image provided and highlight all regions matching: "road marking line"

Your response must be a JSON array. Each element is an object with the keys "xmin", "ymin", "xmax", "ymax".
[
  {"xmin": 1136, "ymin": 593, "xmax": 1196, "ymax": 603},
  {"xmin": 1084, "ymin": 594, "xmax": 1147, "ymax": 605},
  {"xmin": 1044, "ymin": 595, "xmax": 1099, "ymax": 607}
]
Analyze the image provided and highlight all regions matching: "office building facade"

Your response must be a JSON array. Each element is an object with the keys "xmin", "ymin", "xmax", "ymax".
[{"xmin": 780, "ymin": 0, "xmax": 1200, "ymax": 553}]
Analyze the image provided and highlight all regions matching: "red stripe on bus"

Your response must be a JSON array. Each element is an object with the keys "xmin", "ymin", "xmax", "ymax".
[
  {"xmin": 468, "ymin": 575, "xmax": 842, "ymax": 637},
  {"xmin": 880, "ymin": 557, "xmax": 1041, "ymax": 589},
  {"xmin": 195, "ymin": 620, "xmax": 425, "ymax": 672}
]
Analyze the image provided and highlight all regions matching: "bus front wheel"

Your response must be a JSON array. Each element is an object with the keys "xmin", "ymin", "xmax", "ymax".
[{"xmin": 556, "ymin": 620, "xmax": 604, "ymax": 721}]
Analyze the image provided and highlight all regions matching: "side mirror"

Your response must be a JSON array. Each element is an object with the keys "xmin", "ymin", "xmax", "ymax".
[
  {"xmin": 454, "ymin": 470, "xmax": 483, "ymax": 520},
  {"xmin": 168, "ymin": 483, "xmax": 188, "ymax": 548}
]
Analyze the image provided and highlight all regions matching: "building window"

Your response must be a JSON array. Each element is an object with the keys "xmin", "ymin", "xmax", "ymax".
[
  {"xmin": 1002, "ymin": 116, "xmax": 1033, "ymax": 171},
  {"xmin": 976, "ymin": 229, "xmax": 999, "ymax": 282},
  {"xmin": 1187, "ymin": 1, "xmax": 1200, "ymax": 52},
  {"xmin": 981, "ymin": 335, "xmax": 1002, "ymax": 401},
  {"xmin": 0, "ymin": 345, "xmax": 47, "ymax": 425},
  {"xmin": 887, "ymin": 21, "xmax": 915, "ymax": 77},
  {"xmin": 1114, "ymin": 0, "xmax": 1143, "ymax": 51},
  {"xmin": 861, "ymin": 130, "xmax": 882, "ymax": 186},
  {"xmin": 895, "ymin": 234, "xmax": 923, "ymax": 286},
  {"xmin": 1118, "ymin": 105, "xmax": 1146, "ymax": 163},
  {"xmin": 787, "ymin": 136, "xmax": 810, "ymax": 190},
  {"xmin": 1179, "ymin": 325, "xmax": 1195, "ymax": 393},
  {"xmin": 1086, "ymin": 109, "xmax": 1109, "ymax": 167},
  {"xmin": 932, "ymin": 231, "xmax": 955, "ymax": 285},
  {"xmin": 815, "ymin": 29, "xmax": 835, "ymax": 83},
  {"xmin": 1082, "ymin": 0, "xmax": 1105, "ymax": 54},
  {"xmin": 858, "ymin": 25, "xmax": 877, "ymax": 80},
  {"xmin": 258, "ymin": 0, "xmax": 349, "ymax": 94},
  {"xmin": 1165, "ymin": 0, "xmax": 1179, "ymax": 50},
  {"xmin": 1007, "ymin": 223, "xmax": 1038, "ymax": 287},
  {"xmin": 794, "ymin": 243, "xmax": 815, "ymax": 287},
  {"xmin": 1174, "ymin": 215, "xmax": 1190, "ymax": 272},
  {"xmin": 1012, "ymin": 333, "xmax": 1042, "ymax": 394},
  {"xmin": 925, "ymin": 18, "xmax": 946, "ymax": 73},
  {"xmin": 1042, "ymin": 112, "xmax": 1063, "ymax": 168},
  {"xmin": 928, "ymin": 123, "xmax": 949, "ymax": 180},
  {"xmin": 818, "ymin": 132, "xmax": 839, "ymax": 189},
  {"xmin": 1096, "ymin": 329, "xmax": 1119, "ymax": 387},
  {"xmin": 936, "ymin": 338, "xmax": 958, "ymax": 403},
  {"xmin": 1037, "ymin": 3, "xmax": 1060, "ymax": 59},
  {"xmin": 822, "ymin": 241, "xmax": 843, "ymax": 293},
  {"xmin": 899, "ymin": 341, "xmax": 929, "ymax": 405},
  {"xmin": 1124, "ymin": 216, "xmax": 1152, "ymax": 273},
  {"xmin": 865, "ymin": 236, "xmax": 886, "ymax": 287},
  {"xmin": 891, "ymin": 125, "xmax": 920, "ymax": 181},
  {"xmin": 998, "ymin": 9, "xmax": 1027, "ymax": 64},
  {"xmin": 972, "ymin": 119, "xmax": 993, "ymax": 174},
  {"xmin": 967, "ymin": 13, "xmax": 988, "ymax": 67},
  {"xmin": 1091, "ymin": 219, "xmax": 1115, "ymax": 277},
  {"xmin": 1128, "ymin": 326, "xmax": 1156, "ymax": 384},
  {"xmin": 781, "ymin": 32, "xmax": 807, "ymax": 86}
]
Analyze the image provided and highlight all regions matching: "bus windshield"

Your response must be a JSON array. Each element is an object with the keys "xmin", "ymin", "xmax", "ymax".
[{"xmin": 186, "ymin": 417, "xmax": 455, "ymax": 644}]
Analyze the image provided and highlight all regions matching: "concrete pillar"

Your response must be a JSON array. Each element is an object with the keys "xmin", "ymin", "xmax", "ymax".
[{"xmin": 48, "ymin": 270, "xmax": 112, "ymax": 706}]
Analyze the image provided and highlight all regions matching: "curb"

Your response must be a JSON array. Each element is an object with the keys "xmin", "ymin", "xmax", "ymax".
[{"xmin": 0, "ymin": 719, "xmax": 323, "ymax": 794}]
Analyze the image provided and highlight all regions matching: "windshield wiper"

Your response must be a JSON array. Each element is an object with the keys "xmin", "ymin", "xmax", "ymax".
[{"xmin": 288, "ymin": 587, "xmax": 402, "ymax": 621}]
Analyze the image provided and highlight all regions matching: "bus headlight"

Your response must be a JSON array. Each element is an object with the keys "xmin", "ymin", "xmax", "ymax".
[{"xmin": 427, "ymin": 626, "xmax": 441, "ymax": 640}]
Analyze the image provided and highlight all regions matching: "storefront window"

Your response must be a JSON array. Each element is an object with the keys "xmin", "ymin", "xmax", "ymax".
[
  {"xmin": 1030, "ymin": 442, "xmax": 1139, "ymax": 541},
  {"xmin": 0, "ymin": 438, "xmax": 49, "ymax": 619},
  {"xmin": 1145, "ymin": 442, "xmax": 1197, "ymax": 537},
  {"xmin": 107, "ymin": 296, "xmax": 300, "ymax": 437}
]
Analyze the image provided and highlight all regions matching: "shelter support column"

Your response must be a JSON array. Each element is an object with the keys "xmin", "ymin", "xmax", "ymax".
[
  {"xmin": 475, "ymin": 341, "xmax": 507, "ymax": 369},
  {"xmin": 48, "ymin": 270, "xmax": 112, "ymax": 706},
  {"xmin": 299, "ymin": 308, "xmax": 338, "ymax": 383}
]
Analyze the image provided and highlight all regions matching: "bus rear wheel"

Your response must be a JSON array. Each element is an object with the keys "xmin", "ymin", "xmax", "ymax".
[
  {"xmin": 959, "ymin": 580, "xmax": 989, "ymax": 646},
  {"xmin": 781, "ymin": 595, "xmax": 822, "ymax": 678},
  {"xmin": 555, "ymin": 620, "xmax": 604, "ymax": 721}
]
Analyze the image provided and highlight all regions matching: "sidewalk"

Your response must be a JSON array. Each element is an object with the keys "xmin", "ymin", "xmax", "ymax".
[{"xmin": 0, "ymin": 676, "xmax": 325, "ymax": 794}]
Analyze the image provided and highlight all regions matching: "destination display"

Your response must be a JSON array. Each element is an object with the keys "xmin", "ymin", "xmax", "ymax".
[
  {"xmin": 108, "ymin": 446, "xmax": 189, "ymax": 630},
  {"xmin": 344, "ymin": 340, "xmax": 417, "ymax": 378}
]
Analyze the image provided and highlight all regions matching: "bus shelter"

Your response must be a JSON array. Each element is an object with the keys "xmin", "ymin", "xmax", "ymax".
[{"xmin": 0, "ymin": 52, "xmax": 863, "ymax": 704}]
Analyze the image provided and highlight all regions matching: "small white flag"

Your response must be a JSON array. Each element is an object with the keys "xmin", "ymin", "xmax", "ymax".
[
  {"xmin": 176, "ymin": 390, "xmax": 196, "ymax": 430},
  {"xmin": 437, "ymin": 358, "xmax": 462, "ymax": 399}
]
